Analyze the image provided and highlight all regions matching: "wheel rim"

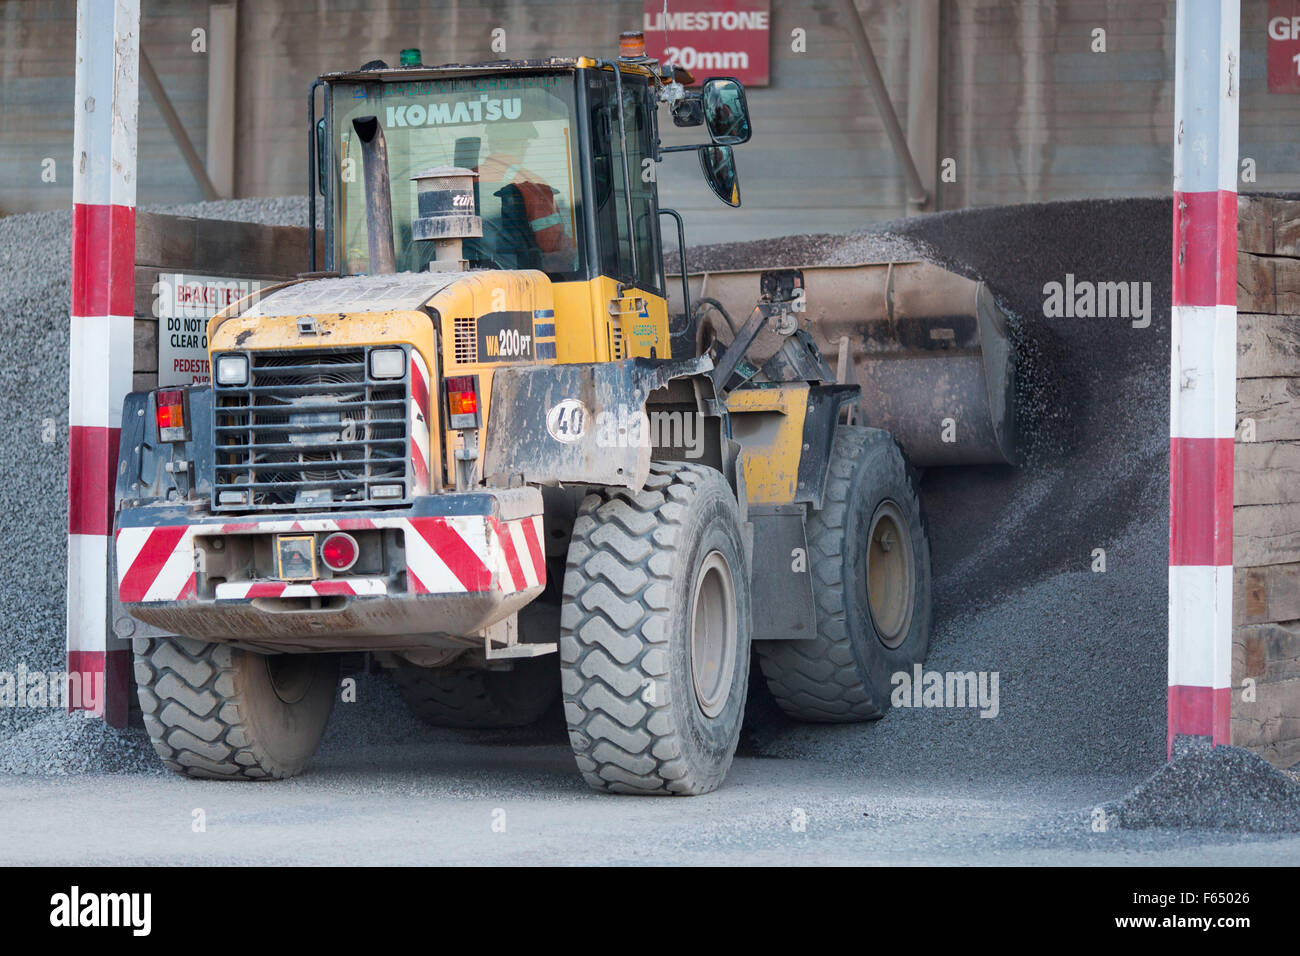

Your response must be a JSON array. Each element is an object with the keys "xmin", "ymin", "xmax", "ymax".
[
  {"xmin": 690, "ymin": 549, "xmax": 737, "ymax": 718},
  {"xmin": 264, "ymin": 654, "xmax": 314, "ymax": 705},
  {"xmin": 866, "ymin": 500, "xmax": 915, "ymax": 649}
]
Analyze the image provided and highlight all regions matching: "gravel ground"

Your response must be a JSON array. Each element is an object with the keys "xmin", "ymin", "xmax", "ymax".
[
  {"xmin": 1, "ymin": 196, "xmax": 1296, "ymax": 850},
  {"xmin": 2, "ymin": 744, "xmax": 1298, "ymax": 865}
]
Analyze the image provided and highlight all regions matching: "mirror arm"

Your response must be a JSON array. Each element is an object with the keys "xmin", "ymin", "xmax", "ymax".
[{"xmin": 659, "ymin": 144, "xmax": 706, "ymax": 154}]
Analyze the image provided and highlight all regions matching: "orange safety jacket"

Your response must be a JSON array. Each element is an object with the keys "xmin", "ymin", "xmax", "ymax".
[{"xmin": 479, "ymin": 160, "xmax": 566, "ymax": 253}]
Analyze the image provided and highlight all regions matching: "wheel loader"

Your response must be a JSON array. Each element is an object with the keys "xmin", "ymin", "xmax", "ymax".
[{"xmin": 112, "ymin": 32, "xmax": 1015, "ymax": 794}]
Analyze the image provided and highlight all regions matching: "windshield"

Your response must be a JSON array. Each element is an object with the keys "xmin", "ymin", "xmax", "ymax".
[{"xmin": 330, "ymin": 72, "xmax": 583, "ymax": 278}]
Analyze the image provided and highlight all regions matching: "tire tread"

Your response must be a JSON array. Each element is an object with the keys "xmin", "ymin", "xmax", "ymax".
[
  {"xmin": 134, "ymin": 636, "xmax": 292, "ymax": 780},
  {"xmin": 562, "ymin": 462, "xmax": 733, "ymax": 795}
]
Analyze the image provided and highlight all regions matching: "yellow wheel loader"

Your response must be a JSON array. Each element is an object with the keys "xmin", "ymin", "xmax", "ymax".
[{"xmin": 113, "ymin": 33, "xmax": 1014, "ymax": 794}]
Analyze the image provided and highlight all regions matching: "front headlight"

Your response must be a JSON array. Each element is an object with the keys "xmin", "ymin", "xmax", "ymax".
[
  {"xmin": 369, "ymin": 347, "xmax": 405, "ymax": 380},
  {"xmin": 215, "ymin": 353, "xmax": 249, "ymax": 386}
]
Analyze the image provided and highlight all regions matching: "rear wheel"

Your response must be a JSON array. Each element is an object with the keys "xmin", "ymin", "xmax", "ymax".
[
  {"xmin": 134, "ymin": 637, "xmax": 338, "ymax": 779},
  {"xmin": 561, "ymin": 462, "xmax": 751, "ymax": 795},
  {"xmin": 756, "ymin": 426, "xmax": 931, "ymax": 721}
]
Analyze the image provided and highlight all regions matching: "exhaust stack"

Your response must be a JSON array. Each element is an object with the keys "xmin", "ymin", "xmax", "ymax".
[
  {"xmin": 351, "ymin": 116, "xmax": 397, "ymax": 275},
  {"xmin": 412, "ymin": 166, "xmax": 483, "ymax": 272}
]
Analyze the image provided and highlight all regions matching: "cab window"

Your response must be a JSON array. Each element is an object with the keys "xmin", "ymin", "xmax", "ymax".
[
  {"xmin": 331, "ymin": 72, "xmax": 584, "ymax": 279},
  {"xmin": 587, "ymin": 70, "xmax": 662, "ymax": 293}
]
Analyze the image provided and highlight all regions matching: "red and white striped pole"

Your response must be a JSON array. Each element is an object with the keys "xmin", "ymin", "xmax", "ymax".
[
  {"xmin": 69, "ymin": 0, "xmax": 139, "ymax": 725},
  {"xmin": 1168, "ymin": 0, "xmax": 1239, "ymax": 756}
]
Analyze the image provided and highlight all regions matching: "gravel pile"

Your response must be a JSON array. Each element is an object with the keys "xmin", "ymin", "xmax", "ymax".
[
  {"xmin": 677, "ymin": 230, "xmax": 936, "ymax": 272},
  {"xmin": 149, "ymin": 195, "xmax": 321, "ymax": 225},
  {"xmin": 726, "ymin": 199, "xmax": 1172, "ymax": 780},
  {"xmin": 1104, "ymin": 742, "xmax": 1300, "ymax": 831},
  {"xmin": 0, "ymin": 208, "xmax": 78, "ymax": 758},
  {"xmin": 0, "ymin": 712, "xmax": 164, "ymax": 776},
  {"xmin": 0, "ymin": 198, "xmax": 312, "ymax": 774}
]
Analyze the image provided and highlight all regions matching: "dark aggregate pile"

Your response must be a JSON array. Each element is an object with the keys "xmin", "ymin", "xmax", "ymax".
[
  {"xmin": 1104, "ymin": 743, "xmax": 1300, "ymax": 832},
  {"xmin": 734, "ymin": 199, "xmax": 1173, "ymax": 780}
]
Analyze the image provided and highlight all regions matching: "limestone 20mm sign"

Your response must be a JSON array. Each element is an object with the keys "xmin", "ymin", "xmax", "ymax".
[{"xmin": 643, "ymin": 0, "xmax": 771, "ymax": 87}]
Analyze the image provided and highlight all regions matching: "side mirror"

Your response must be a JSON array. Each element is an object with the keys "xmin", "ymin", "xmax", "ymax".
[
  {"xmin": 699, "ymin": 145, "xmax": 740, "ymax": 207},
  {"xmin": 316, "ymin": 118, "xmax": 328, "ymax": 196},
  {"xmin": 702, "ymin": 77, "xmax": 751, "ymax": 145}
]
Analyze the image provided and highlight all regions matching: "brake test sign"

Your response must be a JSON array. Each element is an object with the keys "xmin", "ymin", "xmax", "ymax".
[
  {"xmin": 1269, "ymin": 0, "xmax": 1300, "ymax": 92},
  {"xmin": 156, "ymin": 273, "xmax": 263, "ymax": 385},
  {"xmin": 643, "ymin": 0, "xmax": 771, "ymax": 87}
]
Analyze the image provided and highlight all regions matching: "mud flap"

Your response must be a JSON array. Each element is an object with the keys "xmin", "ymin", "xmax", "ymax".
[
  {"xmin": 482, "ymin": 356, "xmax": 714, "ymax": 490},
  {"xmin": 748, "ymin": 505, "xmax": 817, "ymax": 641}
]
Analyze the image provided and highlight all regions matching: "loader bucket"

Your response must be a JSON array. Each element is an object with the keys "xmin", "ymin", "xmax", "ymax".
[{"xmin": 667, "ymin": 259, "xmax": 1016, "ymax": 467}]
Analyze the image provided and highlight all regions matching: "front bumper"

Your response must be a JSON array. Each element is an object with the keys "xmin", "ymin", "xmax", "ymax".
[{"xmin": 114, "ymin": 488, "xmax": 546, "ymax": 650}]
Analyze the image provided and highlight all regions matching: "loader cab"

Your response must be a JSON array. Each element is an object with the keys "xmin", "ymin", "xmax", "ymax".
[{"xmin": 311, "ymin": 51, "xmax": 750, "ymax": 363}]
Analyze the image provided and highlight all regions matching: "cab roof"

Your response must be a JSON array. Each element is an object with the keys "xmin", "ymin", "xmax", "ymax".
[{"xmin": 321, "ymin": 56, "xmax": 659, "ymax": 85}]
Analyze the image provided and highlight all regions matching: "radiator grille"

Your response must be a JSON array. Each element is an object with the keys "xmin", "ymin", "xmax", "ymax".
[
  {"xmin": 609, "ymin": 324, "xmax": 626, "ymax": 360},
  {"xmin": 212, "ymin": 347, "xmax": 410, "ymax": 511},
  {"xmin": 454, "ymin": 316, "xmax": 477, "ymax": 364}
]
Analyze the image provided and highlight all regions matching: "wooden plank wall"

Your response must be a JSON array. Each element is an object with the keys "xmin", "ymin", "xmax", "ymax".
[
  {"xmin": 1234, "ymin": 196, "xmax": 1300, "ymax": 769},
  {"xmin": 132, "ymin": 212, "xmax": 315, "ymax": 391}
]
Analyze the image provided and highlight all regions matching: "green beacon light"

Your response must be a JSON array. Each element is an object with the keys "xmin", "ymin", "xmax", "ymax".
[{"xmin": 400, "ymin": 48, "xmax": 422, "ymax": 67}]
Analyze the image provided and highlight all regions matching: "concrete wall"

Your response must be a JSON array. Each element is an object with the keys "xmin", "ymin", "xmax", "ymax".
[
  {"xmin": 939, "ymin": 0, "xmax": 1300, "ymax": 208},
  {"xmin": 2, "ymin": 0, "xmax": 1299, "ymax": 242},
  {"xmin": 0, "ymin": 0, "xmax": 212, "ymax": 215}
]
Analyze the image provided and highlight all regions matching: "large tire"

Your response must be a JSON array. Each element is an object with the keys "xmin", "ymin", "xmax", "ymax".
[
  {"xmin": 561, "ymin": 462, "xmax": 751, "ymax": 795},
  {"xmin": 393, "ymin": 656, "xmax": 559, "ymax": 729},
  {"xmin": 134, "ymin": 636, "xmax": 338, "ymax": 780},
  {"xmin": 756, "ymin": 426, "xmax": 931, "ymax": 721}
]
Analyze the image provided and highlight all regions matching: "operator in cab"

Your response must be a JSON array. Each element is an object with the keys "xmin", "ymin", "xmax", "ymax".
[{"xmin": 468, "ymin": 120, "xmax": 576, "ymax": 273}]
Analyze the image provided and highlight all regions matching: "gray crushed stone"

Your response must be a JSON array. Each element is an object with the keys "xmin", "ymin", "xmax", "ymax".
[
  {"xmin": 1104, "ymin": 743, "xmax": 1300, "ymax": 832},
  {"xmin": 0, "ymin": 208, "xmax": 77, "ymax": 761},
  {"xmin": 147, "ymin": 195, "xmax": 319, "ymax": 227},
  {"xmin": 676, "ymin": 229, "xmax": 936, "ymax": 272},
  {"xmin": 0, "ymin": 198, "xmax": 316, "ymax": 774},
  {"xmin": 0, "ymin": 711, "xmax": 163, "ymax": 776}
]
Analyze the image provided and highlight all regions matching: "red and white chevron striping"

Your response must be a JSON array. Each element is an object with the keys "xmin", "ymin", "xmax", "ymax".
[{"xmin": 116, "ymin": 513, "xmax": 545, "ymax": 603}]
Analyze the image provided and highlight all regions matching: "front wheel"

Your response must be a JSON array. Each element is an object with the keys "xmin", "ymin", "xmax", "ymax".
[{"xmin": 560, "ymin": 462, "xmax": 752, "ymax": 795}]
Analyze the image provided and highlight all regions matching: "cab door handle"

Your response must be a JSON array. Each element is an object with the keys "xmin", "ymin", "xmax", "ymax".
[{"xmin": 608, "ymin": 297, "xmax": 647, "ymax": 316}]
